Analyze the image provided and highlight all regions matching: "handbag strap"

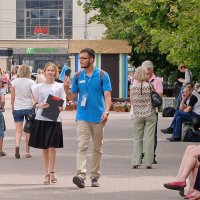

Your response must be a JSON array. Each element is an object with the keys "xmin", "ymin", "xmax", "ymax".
[
  {"xmin": 148, "ymin": 82, "xmax": 154, "ymax": 92},
  {"xmin": 32, "ymin": 103, "xmax": 37, "ymax": 109}
]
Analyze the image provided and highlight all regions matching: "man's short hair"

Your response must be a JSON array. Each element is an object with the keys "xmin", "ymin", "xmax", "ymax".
[
  {"xmin": 141, "ymin": 60, "xmax": 154, "ymax": 69},
  {"xmin": 185, "ymin": 82, "xmax": 195, "ymax": 91},
  {"xmin": 80, "ymin": 48, "xmax": 95, "ymax": 59},
  {"xmin": 178, "ymin": 63, "xmax": 186, "ymax": 70}
]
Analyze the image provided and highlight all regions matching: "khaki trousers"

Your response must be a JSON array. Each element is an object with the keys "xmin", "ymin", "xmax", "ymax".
[
  {"xmin": 76, "ymin": 121, "xmax": 104, "ymax": 180},
  {"xmin": 132, "ymin": 112, "xmax": 156, "ymax": 167}
]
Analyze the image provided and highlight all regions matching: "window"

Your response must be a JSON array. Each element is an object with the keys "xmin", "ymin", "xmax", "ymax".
[
  {"xmin": 16, "ymin": 10, "xmax": 24, "ymax": 19},
  {"xmin": 16, "ymin": 27, "xmax": 24, "ymax": 37},
  {"xmin": 26, "ymin": 10, "xmax": 30, "ymax": 18},
  {"xmin": 49, "ymin": 10, "xmax": 58, "ymax": 18},
  {"xmin": 40, "ymin": 10, "xmax": 49, "ymax": 18},
  {"xmin": 30, "ymin": 1, "xmax": 39, "ymax": 9},
  {"xmin": 17, "ymin": 0, "xmax": 25, "ymax": 9},
  {"xmin": 31, "ymin": 10, "xmax": 39, "ymax": 18}
]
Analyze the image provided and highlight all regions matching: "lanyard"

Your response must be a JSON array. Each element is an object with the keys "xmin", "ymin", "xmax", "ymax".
[{"xmin": 83, "ymin": 70, "xmax": 94, "ymax": 90}]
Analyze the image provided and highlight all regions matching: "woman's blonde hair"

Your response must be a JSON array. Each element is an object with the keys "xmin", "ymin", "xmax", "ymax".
[
  {"xmin": 43, "ymin": 62, "xmax": 59, "ymax": 79},
  {"xmin": 134, "ymin": 66, "xmax": 148, "ymax": 81},
  {"xmin": 17, "ymin": 64, "xmax": 31, "ymax": 78}
]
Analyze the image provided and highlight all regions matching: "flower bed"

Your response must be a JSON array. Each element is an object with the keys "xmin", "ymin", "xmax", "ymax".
[{"xmin": 112, "ymin": 102, "xmax": 131, "ymax": 112}]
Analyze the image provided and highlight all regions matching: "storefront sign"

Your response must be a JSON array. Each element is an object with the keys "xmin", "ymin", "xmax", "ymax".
[
  {"xmin": 34, "ymin": 26, "xmax": 49, "ymax": 34},
  {"xmin": 25, "ymin": 48, "xmax": 59, "ymax": 54}
]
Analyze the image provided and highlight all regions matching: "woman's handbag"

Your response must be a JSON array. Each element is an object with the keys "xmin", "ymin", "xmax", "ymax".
[
  {"xmin": 148, "ymin": 83, "xmax": 163, "ymax": 107},
  {"xmin": 23, "ymin": 106, "xmax": 36, "ymax": 133}
]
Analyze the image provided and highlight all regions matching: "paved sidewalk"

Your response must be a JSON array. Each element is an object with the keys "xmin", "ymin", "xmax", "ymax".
[{"xmin": 0, "ymin": 94, "xmax": 194, "ymax": 200}]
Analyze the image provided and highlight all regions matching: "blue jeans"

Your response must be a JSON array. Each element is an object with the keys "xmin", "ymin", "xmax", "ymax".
[
  {"xmin": 12, "ymin": 109, "xmax": 33, "ymax": 122},
  {"xmin": 0, "ymin": 111, "xmax": 5, "ymax": 138},
  {"xmin": 170, "ymin": 110, "xmax": 193, "ymax": 138},
  {"xmin": 176, "ymin": 86, "xmax": 183, "ymax": 110}
]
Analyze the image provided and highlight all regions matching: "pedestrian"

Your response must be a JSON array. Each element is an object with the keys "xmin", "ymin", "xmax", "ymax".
[
  {"xmin": 35, "ymin": 69, "xmax": 45, "ymax": 83},
  {"xmin": 10, "ymin": 66, "xmax": 19, "ymax": 81},
  {"xmin": 64, "ymin": 48, "xmax": 112, "ymax": 188},
  {"xmin": 0, "ymin": 77, "xmax": 6, "ymax": 156},
  {"xmin": 163, "ymin": 117, "xmax": 200, "ymax": 199},
  {"xmin": 177, "ymin": 63, "xmax": 193, "ymax": 108},
  {"xmin": 29, "ymin": 62, "xmax": 65, "ymax": 185},
  {"xmin": 2, "ymin": 71, "xmax": 10, "ymax": 93},
  {"xmin": 11, "ymin": 64, "xmax": 36, "ymax": 159},
  {"xmin": 142, "ymin": 60, "xmax": 163, "ymax": 164},
  {"xmin": 175, "ymin": 66, "xmax": 185, "ymax": 98},
  {"xmin": 161, "ymin": 82, "xmax": 200, "ymax": 141},
  {"xmin": 130, "ymin": 66, "xmax": 157, "ymax": 169}
]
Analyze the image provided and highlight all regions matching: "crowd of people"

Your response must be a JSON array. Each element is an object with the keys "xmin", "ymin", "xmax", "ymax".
[
  {"xmin": 129, "ymin": 61, "xmax": 200, "ymax": 199},
  {"xmin": 0, "ymin": 49, "xmax": 200, "ymax": 200},
  {"xmin": 0, "ymin": 48, "xmax": 112, "ymax": 189}
]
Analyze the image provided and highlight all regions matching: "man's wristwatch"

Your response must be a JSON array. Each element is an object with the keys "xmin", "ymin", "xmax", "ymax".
[{"xmin": 105, "ymin": 112, "xmax": 109, "ymax": 116}]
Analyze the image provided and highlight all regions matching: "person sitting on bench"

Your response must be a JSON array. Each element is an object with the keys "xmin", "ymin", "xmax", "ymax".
[{"xmin": 161, "ymin": 82, "xmax": 199, "ymax": 142}]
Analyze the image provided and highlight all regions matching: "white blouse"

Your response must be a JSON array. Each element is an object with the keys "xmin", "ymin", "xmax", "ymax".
[{"xmin": 31, "ymin": 82, "xmax": 65, "ymax": 122}]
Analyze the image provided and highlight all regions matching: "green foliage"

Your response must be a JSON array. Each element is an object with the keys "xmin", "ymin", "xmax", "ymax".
[{"xmin": 77, "ymin": 0, "xmax": 200, "ymax": 79}]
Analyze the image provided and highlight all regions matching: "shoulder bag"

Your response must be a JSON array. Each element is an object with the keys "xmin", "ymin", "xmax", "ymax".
[
  {"xmin": 148, "ymin": 82, "xmax": 163, "ymax": 107},
  {"xmin": 23, "ymin": 104, "xmax": 36, "ymax": 133}
]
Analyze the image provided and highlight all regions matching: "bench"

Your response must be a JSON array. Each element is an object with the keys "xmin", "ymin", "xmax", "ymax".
[{"xmin": 181, "ymin": 121, "xmax": 194, "ymax": 141}]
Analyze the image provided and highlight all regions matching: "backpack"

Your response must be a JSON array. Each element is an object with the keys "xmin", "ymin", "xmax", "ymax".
[
  {"xmin": 183, "ymin": 128, "xmax": 200, "ymax": 142},
  {"xmin": 162, "ymin": 107, "xmax": 176, "ymax": 117},
  {"xmin": 76, "ymin": 69, "xmax": 104, "ymax": 86}
]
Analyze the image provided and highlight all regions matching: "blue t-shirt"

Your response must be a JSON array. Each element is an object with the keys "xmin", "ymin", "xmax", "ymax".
[{"xmin": 71, "ymin": 67, "xmax": 112, "ymax": 123}]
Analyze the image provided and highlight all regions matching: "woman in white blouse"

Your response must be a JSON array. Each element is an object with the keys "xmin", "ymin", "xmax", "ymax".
[
  {"xmin": 29, "ymin": 62, "xmax": 65, "ymax": 185},
  {"xmin": 130, "ymin": 66, "xmax": 156, "ymax": 169},
  {"xmin": 11, "ymin": 64, "xmax": 35, "ymax": 159}
]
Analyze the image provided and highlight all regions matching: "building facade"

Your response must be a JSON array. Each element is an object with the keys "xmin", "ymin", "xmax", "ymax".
[
  {"xmin": 0, "ymin": 0, "xmax": 105, "ymax": 40},
  {"xmin": 0, "ymin": 1, "xmax": 131, "ymax": 98},
  {"xmin": 0, "ymin": 0, "xmax": 105, "ymax": 71}
]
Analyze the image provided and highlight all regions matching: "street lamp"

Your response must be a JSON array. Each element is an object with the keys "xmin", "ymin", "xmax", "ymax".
[{"xmin": 57, "ymin": 17, "xmax": 60, "ymax": 39}]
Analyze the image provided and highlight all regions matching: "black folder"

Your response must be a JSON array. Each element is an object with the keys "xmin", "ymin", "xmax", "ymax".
[{"xmin": 41, "ymin": 94, "xmax": 64, "ymax": 121}]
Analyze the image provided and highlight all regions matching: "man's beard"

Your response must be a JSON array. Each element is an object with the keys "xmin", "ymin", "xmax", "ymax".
[{"xmin": 81, "ymin": 64, "xmax": 90, "ymax": 69}]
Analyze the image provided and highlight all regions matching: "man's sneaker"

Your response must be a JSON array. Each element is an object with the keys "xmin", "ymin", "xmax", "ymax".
[
  {"xmin": 161, "ymin": 127, "xmax": 173, "ymax": 134},
  {"xmin": 91, "ymin": 178, "xmax": 99, "ymax": 187},
  {"xmin": 72, "ymin": 176, "xmax": 85, "ymax": 188}
]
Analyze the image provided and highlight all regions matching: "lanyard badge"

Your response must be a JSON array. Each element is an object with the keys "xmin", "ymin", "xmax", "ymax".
[
  {"xmin": 81, "ymin": 92, "xmax": 88, "ymax": 107},
  {"xmin": 80, "ymin": 70, "xmax": 94, "ymax": 107}
]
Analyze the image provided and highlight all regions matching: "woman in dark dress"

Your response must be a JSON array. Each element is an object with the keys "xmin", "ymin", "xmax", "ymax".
[{"xmin": 29, "ymin": 62, "xmax": 66, "ymax": 185}]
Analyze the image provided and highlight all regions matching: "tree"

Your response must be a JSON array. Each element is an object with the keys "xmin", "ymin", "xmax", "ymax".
[{"xmin": 78, "ymin": 0, "xmax": 200, "ymax": 81}]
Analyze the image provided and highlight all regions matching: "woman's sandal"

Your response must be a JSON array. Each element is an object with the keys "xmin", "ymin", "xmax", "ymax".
[
  {"xmin": 132, "ymin": 165, "xmax": 139, "ymax": 169},
  {"xmin": 25, "ymin": 153, "xmax": 32, "ymax": 158},
  {"xmin": 43, "ymin": 174, "xmax": 50, "ymax": 185},
  {"xmin": 0, "ymin": 151, "xmax": 7, "ymax": 156},
  {"xmin": 50, "ymin": 172, "xmax": 57, "ymax": 183}
]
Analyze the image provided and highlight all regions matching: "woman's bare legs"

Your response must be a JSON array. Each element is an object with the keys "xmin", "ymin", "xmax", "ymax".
[
  {"xmin": 43, "ymin": 149, "xmax": 50, "ymax": 184},
  {"xmin": 25, "ymin": 133, "xmax": 31, "ymax": 155},
  {"xmin": 175, "ymin": 145, "xmax": 200, "ymax": 182},
  {"xmin": 15, "ymin": 122, "xmax": 23, "ymax": 147},
  {"xmin": 15, "ymin": 122, "xmax": 23, "ymax": 158},
  {"xmin": 43, "ymin": 149, "xmax": 49, "ymax": 175},
  {"xmin": 49, "ymin": 148, "xmax": 57, "ymax": 183},
  {"xmin": 42, "ymin": 148, "xmax": 57, "ymax": 184}
]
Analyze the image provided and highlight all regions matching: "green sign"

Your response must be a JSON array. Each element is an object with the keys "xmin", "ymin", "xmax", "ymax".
[{"xmin": 25, "ymin": 48, "xmax": 59, "ymax": 54}]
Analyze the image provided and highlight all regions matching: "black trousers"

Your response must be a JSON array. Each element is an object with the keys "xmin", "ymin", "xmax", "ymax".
[{"xmin": 154, "ymin": 113, "xmax": 158, "ymax": 156}]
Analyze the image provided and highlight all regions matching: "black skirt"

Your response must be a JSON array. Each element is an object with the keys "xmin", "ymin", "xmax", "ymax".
[{"xmin": 29, "ymin": 119, "xmax": 63, "ymax": 149}]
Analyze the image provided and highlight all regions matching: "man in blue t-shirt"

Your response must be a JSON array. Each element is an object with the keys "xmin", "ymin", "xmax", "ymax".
[{"xmin": 64, "ymin": 48, "xmax": 112, "ymax": 188}]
